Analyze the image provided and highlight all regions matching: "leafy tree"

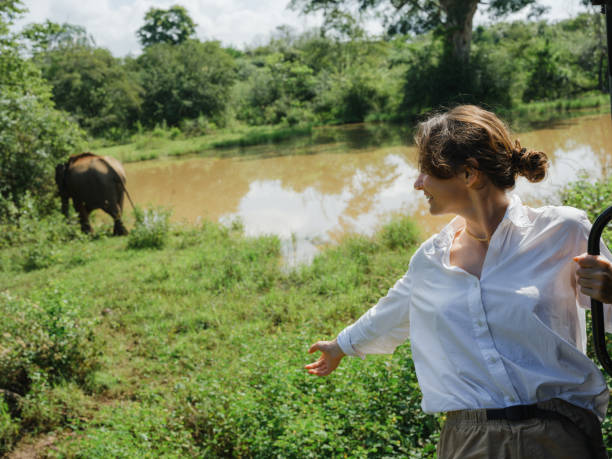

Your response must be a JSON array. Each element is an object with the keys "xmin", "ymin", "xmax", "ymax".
[
  {"xmin": 137, "ymin": 40, "xmax": 235, "ymax": 126},
  {"xmin": 20, "ymin": 20, "xmax": 95, "ymax": 54},
  {"xmin": 136, "ymin": 5, "xmax": 196, "ymax": 48},
  {"xmin": 522, "ymin": 39, "xmax": 568, "ymax": 102},
  {"xmin": 291, "ymin": 0, "xmax": 546, "ymax": 65},
  {"xmin": 34, "ymin": 45, "xmax": 142, "ymax": 135},
  {"xmin": 0, "ymin": 1, "xmax": 84, "ymax": 214}
]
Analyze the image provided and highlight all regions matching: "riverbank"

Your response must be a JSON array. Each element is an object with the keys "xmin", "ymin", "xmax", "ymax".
[
  {"xmin": 2, "ymin": 178, "xmax": 612, "ymax": 456},
  {"xmin": 92, "ymin": 93, "xmax": 611, "ymax": 163},
  {"xmin": 0, "ymin": 212, "xmax": 440, "ymax": 457}
]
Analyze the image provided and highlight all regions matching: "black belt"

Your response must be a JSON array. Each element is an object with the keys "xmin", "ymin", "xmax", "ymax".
[{"xmin": 486, "ymin": 404, "xmax": 546, "ymax": 421}]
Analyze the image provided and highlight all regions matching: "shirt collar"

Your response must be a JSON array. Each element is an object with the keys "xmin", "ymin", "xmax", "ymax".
[{"xmin": 429, "ymin": 193, "xmax": 532, "ymax": 252}]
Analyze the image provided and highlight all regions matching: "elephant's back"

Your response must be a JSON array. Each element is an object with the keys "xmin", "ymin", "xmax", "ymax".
[
  {"xmin": 70, "ymin": 155, "xmax": 120, "ymax": 179},
  {"xmin": 102, "ymin": 156, "xmax": 126, "ymax": 183}
]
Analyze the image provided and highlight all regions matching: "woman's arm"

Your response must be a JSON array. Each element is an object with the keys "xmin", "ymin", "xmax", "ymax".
[{"xmin": 304, "ymin": 260, "xmax": 415, "ymax": 376}]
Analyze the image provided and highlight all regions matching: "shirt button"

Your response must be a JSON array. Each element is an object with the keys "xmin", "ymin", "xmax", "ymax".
[
  {"xmin": 477, "ymin": 320, "xmax": 484, "ymax": 327},
  {"xmin": 488, "ymin": 356, "xmax": 497, "ymax": 364}
]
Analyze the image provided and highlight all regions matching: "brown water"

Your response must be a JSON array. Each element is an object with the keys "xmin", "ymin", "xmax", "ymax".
[{"xmin": 121, "ymin": 114, "xmax": 612, "ymax": 264}]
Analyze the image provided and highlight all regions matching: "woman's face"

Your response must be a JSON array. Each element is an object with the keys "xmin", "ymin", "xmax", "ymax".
[{"xmin": 413, "ymin": 171, "xmax": 468, "ymax": 215}]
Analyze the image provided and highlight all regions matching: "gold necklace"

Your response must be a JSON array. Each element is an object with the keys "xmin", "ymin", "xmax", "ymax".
[{"xmin": 464, "ymin": 227, "xmax": 489, "ymax": 243}]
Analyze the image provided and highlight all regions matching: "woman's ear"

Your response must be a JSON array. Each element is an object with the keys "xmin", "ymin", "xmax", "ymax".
[{"xmin": 464, "ymin": 159, "xmax": 481, "ymax": 188}]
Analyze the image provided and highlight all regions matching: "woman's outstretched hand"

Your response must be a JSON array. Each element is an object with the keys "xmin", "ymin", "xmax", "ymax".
[
  {"xmin": 575, "ymin": 253, "xmax": 612, "ymax": 304},
  {"xmin": 304, "ymin": 339, "xmax": 345, "ymax": 377}
]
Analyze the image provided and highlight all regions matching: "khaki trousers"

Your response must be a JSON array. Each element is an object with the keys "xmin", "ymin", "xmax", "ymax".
[{"xmin": 437, "ymin": 399, "xmax": 608, "ymax": 459}]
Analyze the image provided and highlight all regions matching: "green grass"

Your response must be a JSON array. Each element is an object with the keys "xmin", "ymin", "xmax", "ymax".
[
  {"xmin": 92, "ymin": 124, "xmax": 313, "ymax": 163},
  {"xmin": 89, "ymin": 94, "xmax": 610, "ymax": 164},
  {"xmin": 502, "ymin": 92, "xmax": 611, "ymax": 130},
  {"xmin": 0, "ymin": 214, "xmax": 440, "ymax": 457}
]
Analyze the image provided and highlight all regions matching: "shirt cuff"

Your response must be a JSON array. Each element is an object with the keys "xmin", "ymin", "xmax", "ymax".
[{"xmin": 337, "ymin": 326, "xmax": 365, "ymax": 359}]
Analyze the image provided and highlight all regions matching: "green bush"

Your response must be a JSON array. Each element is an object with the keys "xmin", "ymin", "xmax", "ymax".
[
  {"xmin": 18, "ymin": 381, "xmax": 94, "ymax": 435},
  {"xmin": 559, "ymin": 175, "xmax": 612, "ymax": 246},
  {"xmin": 178, "ymin": 345, "xmax": 439, "ymax": 457},
  {"xmin": 378, "ymin": 216, "xmax": 421, "ymax": 250},
  {"xmin": 0, "ymin": 289, "xmax": 99, "ymax": 396},
  {"xmin": 0, "ymin": 193, "xmax": 84, "ymax": 252},
  {"xmin": 127, "ymin": 206, "xmax": 171, "ymax": 250},
  {"xmin": 0, "ymin": 399, "xmax": 19, "ymax": 456}
]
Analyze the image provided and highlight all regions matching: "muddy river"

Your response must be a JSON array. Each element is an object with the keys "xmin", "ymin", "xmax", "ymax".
[{"xmin": 121, "ymin": 114, "xmax": 612, "ymax": 264}]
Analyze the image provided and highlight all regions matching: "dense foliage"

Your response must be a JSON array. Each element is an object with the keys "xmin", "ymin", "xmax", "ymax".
[
  {"xmin": 4, "ymin": 4, "xmax": 606, "ymax": 143},
  {"xmin": 136, "ymin": 40, "xmax": 235, "ymax": 127},
  {"xmin": 0, "ymin": 1, "xmax": 84, "ymax": 215}
]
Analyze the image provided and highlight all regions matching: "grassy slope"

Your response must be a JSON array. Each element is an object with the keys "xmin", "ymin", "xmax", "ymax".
[{"xmin": 0, "ymin": 218, "xmax": 440, "ymax": 457}]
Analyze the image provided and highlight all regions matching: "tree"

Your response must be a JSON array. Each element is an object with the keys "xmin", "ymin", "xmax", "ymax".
[
  {"xmin": 20, "ymin": 20, "xmax": 95, "ymax": 54},
  {"xmin": 137, "ymin": 40, "xmax": 235, "ymax": 126},
  {"xmin": 291, "ymin": 0, "xmax": 547, "ymax": 65},
  {"xmin": 0, "ymin": 1, "xmax": 84, "ymax": 213},
  {"xmin": 136, "ymin": 5, "xmax": 196, "ymax": 48},
  {"xmin": 34, "ymin": 44, "xmax": 143, "ymax": 135}
]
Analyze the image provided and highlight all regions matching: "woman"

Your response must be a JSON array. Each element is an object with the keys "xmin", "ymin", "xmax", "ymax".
[{"xmin": 305, "ymin": 105, "xmax": 610, "ymax": 458}]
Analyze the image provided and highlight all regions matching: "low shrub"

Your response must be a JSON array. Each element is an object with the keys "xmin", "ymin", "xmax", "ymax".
[
  {"xmin": 127, "ymin": 207, "xmax": 171, "ymax": 250},
  {"xmin": 377, "ymin": 216, "xmax": 421, "ymax": 251},
  {"xmin": 0, "ymin": 289, "xmax": 99, "ymax": 396},
  {"xmin": 0, "ymin": 289, "xmax": 100, "ymax": 451},
  {"xmin": 0, "ymin": 193, "xmax": 84, "ymax": 250},
  {"xmin": 22, "ymin": 242, "xmax": 59, "ymax": 272},
  {"xmin": 0, "ymin": 399, "xmax": 19, "ymax": 456},
  {"xmin": 178, "ymin": 344, "xmax": 439, "ymax": 457},
  {"xmin": 560, "ymin": 175, "xmax": 612, "ymax": 246}
]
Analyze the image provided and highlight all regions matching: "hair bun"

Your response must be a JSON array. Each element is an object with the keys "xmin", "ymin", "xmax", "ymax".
[{"xmin": 511, "ymin": 140, "xmax": 548, "ymax": 183}]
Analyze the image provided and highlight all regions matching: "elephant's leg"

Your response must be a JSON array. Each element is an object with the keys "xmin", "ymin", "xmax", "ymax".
[
  {"xmin": 113, "ymin": 219, "xmax": 128, "ymax": 236},
  {"xmin": 105, "ymin": 199, "xmax": 128, "ymax": 236},
  {"xmin": 74, "ymin": 201, "xmax": 91, "ymax": 234},
  {"xmin": 61, "ymin": 196, "xmax": 70, "ymax": 218}
]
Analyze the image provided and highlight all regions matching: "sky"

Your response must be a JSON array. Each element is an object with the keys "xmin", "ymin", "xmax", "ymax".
[{"xmin": 13, "ymin": 0, "xmax": 592, "ymax": 57}]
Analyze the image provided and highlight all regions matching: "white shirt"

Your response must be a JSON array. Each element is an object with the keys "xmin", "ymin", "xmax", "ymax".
[{"xmin": 337, "ymin": 195, "xmax": 612, "ymax": 421}]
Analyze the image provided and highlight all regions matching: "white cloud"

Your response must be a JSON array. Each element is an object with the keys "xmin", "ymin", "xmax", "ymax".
[{"xmin": 14, "ymin": 0, "xmax": 590, "ymax": 57}]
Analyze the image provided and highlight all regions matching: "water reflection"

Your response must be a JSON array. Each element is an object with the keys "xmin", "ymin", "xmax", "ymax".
[{"xmin": 124, "ymin": 114, "xmax": 612, "ymax": 265}]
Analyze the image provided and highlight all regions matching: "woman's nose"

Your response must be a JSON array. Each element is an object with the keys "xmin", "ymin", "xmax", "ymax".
[{"xmin": 414, "ymin": 173, "xmax": 424, "ymax": 190}]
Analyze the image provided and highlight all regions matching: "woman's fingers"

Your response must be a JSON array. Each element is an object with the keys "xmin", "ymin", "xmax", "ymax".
[
  {"xmin": 308, "ymin": 341, "xmax": 325, "ymax": 354},
  {"xmin": 577, "ymin": 276, "xmax": 599, "ymax": 287},
  {"xmin": 574, "ymin": 254, "xmax": 601, "ymax": 268},
  {"xmin": 304, "ymin": 357, "xmax": 324, "ymax": 370},
  {"xmin": 305, "ymin": 357, "xmax": 328, "ymax": 375}
]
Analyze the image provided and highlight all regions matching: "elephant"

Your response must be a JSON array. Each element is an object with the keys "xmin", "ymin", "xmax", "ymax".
[{"xmin": 55, "ymin": 152, "xmax": 131, "ymax": 235}]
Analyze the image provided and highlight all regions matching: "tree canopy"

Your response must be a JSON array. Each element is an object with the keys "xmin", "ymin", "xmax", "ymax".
[
  {"xmin": 0, "ymin": 1, "xmax": 84, "ymax": 213},
  {"xmin": 136, "ymin": 5, "xmax": 196, "ymax": 48},
  {"xmin": 291, "ymin": 0, "xmax": 547, "ymax": 64}
]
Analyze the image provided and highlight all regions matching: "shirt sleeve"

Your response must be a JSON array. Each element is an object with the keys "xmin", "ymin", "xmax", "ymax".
[
  {"xmin": 336, "ymin": 261, "xmax": 413, "ymax": 358},
  {"xmin": 574, "ymin": 211, "xmax": 612, "ymax": 333}
]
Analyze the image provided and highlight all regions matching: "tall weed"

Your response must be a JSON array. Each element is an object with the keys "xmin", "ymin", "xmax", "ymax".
[{"xmin": 128, "ymin": 207, "xmax": 171, "ymax": 250}]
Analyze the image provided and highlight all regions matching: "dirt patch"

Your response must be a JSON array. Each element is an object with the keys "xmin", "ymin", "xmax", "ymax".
[{"xmin": 8, "ymin": 433, "xmax": 59, "ymax": 459}]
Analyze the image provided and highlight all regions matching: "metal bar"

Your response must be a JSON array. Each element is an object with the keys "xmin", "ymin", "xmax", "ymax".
[
  {"xmin": 606, "ymin": 3, "xmax": 612, "ymax": 117},
  {"xmin": 593, "ymin": 1, "xmax": 612, "ymax": 117},
  {"xmin": 588, "ymin": 206, "xmax": 612, "ymax": 377}
]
